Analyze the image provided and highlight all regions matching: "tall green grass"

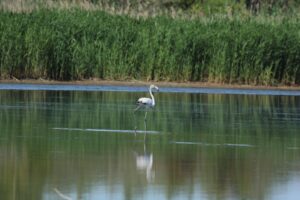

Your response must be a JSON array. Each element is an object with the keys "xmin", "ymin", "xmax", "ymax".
[{"xmin": 0, "ymin": 10, "xmax": 299, "ymax": 85}]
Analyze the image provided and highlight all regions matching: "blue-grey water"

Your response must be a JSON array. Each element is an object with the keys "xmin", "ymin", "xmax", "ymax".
[
  {"xmin": 0, "ymin": 83, "xmax": 300, "ymax": 95},
  {"xmin": 0, "ymin": 84, "xmax": 299, "ymax": 200}
]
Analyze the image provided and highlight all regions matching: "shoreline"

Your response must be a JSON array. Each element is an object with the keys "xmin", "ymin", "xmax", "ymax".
[{"xmin": 0, "ymin": 78, "xmax": 299, "ymax": 91}]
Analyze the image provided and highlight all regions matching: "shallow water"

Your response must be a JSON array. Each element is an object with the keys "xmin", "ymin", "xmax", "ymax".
[{"xmin": 0, "ymin": 84, "xmax": 300, "ymax": 200}]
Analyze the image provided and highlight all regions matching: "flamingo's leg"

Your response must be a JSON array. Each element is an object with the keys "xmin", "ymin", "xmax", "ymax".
[
  {"xmin": 134, "ymin": 104, "xmax": 142, "ymax": 112},
  {"xmin": 144, "ymin": 117, "xmax": 147, "ymax": 141},
  {"xmin": 133, "ymin": 112, "xmax": 137, "ymax": 137},
  {"xmin": 144, "ymin": 111, "xmax": 148, "ymax": 121}
]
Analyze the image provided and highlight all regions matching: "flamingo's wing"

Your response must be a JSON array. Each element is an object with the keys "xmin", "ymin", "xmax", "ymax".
[{"xmin": 137, "ymin": 97, "xmax": 152, "ymax": 106}]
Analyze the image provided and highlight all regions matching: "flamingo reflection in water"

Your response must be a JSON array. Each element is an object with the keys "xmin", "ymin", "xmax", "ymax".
[
  {"xmin": 134, "ymin": 143, "xmax": 155, "ymax": 183},
  {"xmin": 134, "ymin": 85, "xmax": 159, "ymax": 140}
]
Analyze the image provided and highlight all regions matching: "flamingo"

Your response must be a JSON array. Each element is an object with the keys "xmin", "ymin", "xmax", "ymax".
[{"xmin": 134, "ymin": 84, "xmax": 159, "ymax": 121}]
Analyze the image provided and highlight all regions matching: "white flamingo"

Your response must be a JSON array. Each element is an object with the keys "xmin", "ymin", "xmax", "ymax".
[{"xmin": 134, "ymin": 84, "xmax": 159, "ymax": 121}]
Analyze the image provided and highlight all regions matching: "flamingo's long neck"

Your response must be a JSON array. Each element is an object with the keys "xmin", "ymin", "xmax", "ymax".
[{"xmin": 149, "ymin": 87, "xmax": 155, "ymax": 106}]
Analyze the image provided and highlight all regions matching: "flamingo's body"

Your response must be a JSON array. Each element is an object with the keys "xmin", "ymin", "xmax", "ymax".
[{"xmin": 136, "ymin": 97, "xmax": 155, "ymax": 108}]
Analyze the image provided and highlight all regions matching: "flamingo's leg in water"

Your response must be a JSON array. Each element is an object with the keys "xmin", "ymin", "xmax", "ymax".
[
  {"xmin": 144, "ymin": 111, "xmax": 148, "ymax": 121},
  {"xmin": 144, "ymin": 117, "xmax": 147, "ymax": 141},
  {"xmin": 133, "ymin": 105, "xmax": 142, "ymax": 136},
  {"xmin": 134, "ymin": 104, "xmax": 142, "ymax": 113},
  {"xmin": 133, "ymin": 112, "xmax": 137, "ymax": 136}
]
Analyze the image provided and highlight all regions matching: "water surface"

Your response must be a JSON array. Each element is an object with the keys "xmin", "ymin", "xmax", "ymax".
[{"xmin": 0, "ymin": 84, "xmax": 300, "ymax": 200}]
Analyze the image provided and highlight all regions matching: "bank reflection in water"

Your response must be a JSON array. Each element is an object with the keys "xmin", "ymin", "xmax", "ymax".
[{"xmin": 0, "ymin": 90, "xmax": 300, "ymax": 199}]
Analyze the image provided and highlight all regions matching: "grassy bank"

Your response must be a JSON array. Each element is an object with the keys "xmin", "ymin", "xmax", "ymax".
[{"xmin": 0, "ymin": 10, "xmax": 299, "ymax": 85}]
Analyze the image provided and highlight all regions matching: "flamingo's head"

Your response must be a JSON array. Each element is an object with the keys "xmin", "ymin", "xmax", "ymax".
[{"xmin": 150, "ymin": 84, "xmax": 159, "ymax": 92}]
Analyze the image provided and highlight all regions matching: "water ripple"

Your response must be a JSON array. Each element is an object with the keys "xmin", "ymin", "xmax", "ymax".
[
  {"xmin": 170, "ymin": 141, "xmax": 255, "ymax": 148},
  {"xmin": 52, "ymin": 127, "xmax": 160, "ymax": 134}
]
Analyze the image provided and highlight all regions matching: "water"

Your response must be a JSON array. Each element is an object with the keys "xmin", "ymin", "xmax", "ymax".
[{"xmin": 0, "ymin": 84, "xmax": 300, "ymax": 200}]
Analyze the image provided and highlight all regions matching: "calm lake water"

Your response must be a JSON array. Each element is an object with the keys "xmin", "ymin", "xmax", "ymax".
[{"xmin": 0, "ymin": 84, "xmax": 300, "ymax": 200}]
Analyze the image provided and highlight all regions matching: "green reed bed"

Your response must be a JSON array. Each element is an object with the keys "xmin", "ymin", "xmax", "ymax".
[{"xmin": 0, "ymin": 10, "xmax": 299, "ymax": 85}]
